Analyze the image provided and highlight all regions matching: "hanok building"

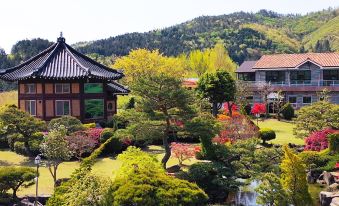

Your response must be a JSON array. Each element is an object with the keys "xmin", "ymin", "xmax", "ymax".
[
  {"xmin": 236, "ymin": 53, "xmax": 339, "ymax": 109},
  {"xmin": 0, "ymin": 35, "xmax": 129, "ymax": 122}
]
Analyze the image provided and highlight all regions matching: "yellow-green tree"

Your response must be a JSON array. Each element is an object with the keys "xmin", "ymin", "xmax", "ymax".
[
  {"xmin": 186, "ymin": 43, "xmax": 237, "ymax": 77},
  {"xmin": 114, "ymin": 49, "xmax": 194, "ymax": 168},
  {"xmin": 280, "ymin": 145, "xmax": 312, "ymax": 206}
]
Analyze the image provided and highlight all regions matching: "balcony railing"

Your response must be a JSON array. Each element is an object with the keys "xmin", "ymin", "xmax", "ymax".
[{"xmin": 244, "ymin": 80, "xmax": 339, "ymax": 87}]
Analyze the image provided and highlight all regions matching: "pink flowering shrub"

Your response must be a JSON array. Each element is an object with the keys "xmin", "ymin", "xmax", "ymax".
[
  {"xmin": 304, "ymin": 128, "xmax": 337, "ymax": 151},
  {"xmin": 85, "ymin": 128, "xmax": 103, "ymax": 143},
  {"xmin": 66, "ymin": 131, "xmax": 97, "ymax": 160},
  {"xmin": 171, "ymin": 142, "xmax": 201, "ymax": 165}
]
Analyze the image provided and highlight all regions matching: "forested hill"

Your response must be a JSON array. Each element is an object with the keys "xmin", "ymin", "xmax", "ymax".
[{"xmin": 73, "ymin": 8, "xmax": 339, "ymax": 64}]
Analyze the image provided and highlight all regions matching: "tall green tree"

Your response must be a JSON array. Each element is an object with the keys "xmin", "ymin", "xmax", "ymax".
[
  {"xmin": 40, "ymin": 125, "xmax": 72, "ymax": 187},
  {"xmin": 0, "ymin": 105, "xmax": 46, "ymax": 155},
  {"xmin": 280, "ymin": 145, "xmax": 312, "ymax": 206},
  {"xmin": 197, "ymin": 70, "xmax": 236, "ymax": 117},
  {"xmin": 114, "ymin": 49, "xmax": 194, "ymax": 168}
]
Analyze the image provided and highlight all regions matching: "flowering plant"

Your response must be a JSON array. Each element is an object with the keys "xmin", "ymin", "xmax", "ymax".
[
  {"xmin": 304, "ymin": 128, "xmax": 337, "ymax": 151},
  {"xmin": 171, "ymin": 142, "xmax": 201, "ymax": 165}
]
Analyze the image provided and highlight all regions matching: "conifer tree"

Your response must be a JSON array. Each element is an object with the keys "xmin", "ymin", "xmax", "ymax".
[{"xmin": 280, "ymin": 145, "xmax": 312, "ymax": 206}]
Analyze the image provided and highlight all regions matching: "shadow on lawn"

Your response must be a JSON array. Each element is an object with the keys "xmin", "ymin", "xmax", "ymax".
[{"xmin": 143, "ymin": 146, "xmax": 164, "ymax": 155}]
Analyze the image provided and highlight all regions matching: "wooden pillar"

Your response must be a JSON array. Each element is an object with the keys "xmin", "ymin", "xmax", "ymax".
[
  {"xmin": 42, "ymin": 80, "xmax": 46, "ymax": 120},
  {"xmin": 79, "ymin": 80, "xmax": 85, "ymax": 122},
  {"xmin": 103, "ymin": 82, "xmax": 108, "ymax": 120}
]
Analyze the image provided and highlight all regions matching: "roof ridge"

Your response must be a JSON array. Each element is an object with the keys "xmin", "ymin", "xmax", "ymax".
[
  {"xmin": 63, "ymin": 43, "xmax": 91, "ymax": 75},
  {"xmin": 1, "ymin": 43, "xmax": 57, "ymax": 74},
  {"xmin": 32, "ymin": 42, "xmax": 65, "ymax": 76}
]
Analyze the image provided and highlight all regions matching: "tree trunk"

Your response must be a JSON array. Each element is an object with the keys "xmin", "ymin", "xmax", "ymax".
[
  {"xmin": 12, "ymin": 188, "xmax": 17, "ymax": 199},
  {"xmin": 24, "ymin": 141, "xmax": 32, "ymax": 156},
  {"xmin": 53, "ymin": 165, "xmax": 57, "ymax": 188},
  {"xmin": 227, "ymin": 102, "xmax": 233, "ymax": 117},
  {"xmin": 161, "ymin": 113, "xmax": 171, "ymax": 169},
  {"xmin": 212, "ymin": 102, "xmax": 218, "ymax": 117}
]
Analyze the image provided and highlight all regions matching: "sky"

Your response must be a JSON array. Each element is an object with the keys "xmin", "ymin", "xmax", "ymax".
[{"xmin": 1, "ymin": 0, "xmax": 338, "ymax": 53}]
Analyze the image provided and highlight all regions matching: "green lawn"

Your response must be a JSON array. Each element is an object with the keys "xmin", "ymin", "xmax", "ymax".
[
  {"xmin": 257, "ymin": 119, "xmax": 304, "ymax": 145},
  {"xmin": 0, "ymin": 145, "xmax": 197, "ymax": 196}
]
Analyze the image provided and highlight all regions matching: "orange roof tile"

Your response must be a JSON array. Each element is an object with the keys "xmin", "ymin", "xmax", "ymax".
[{"xmin": 253, "ymin": 53, "xmax": 339, "ymax": 69}]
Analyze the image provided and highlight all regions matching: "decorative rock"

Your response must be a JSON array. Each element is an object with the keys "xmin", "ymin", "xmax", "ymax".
[
  {"xmin": 319, "ymin": 171, "xmax": 336, "ymax": 186},
  {"xmin": 320, "ymin": 192, "xmax": 339, "ymax": 206},
  {"xmin": 329, "ymin": 183, "xmax": 339, "ymax": 192},
  {"xmin": 324, "ymin": 172, "xmax": 336, "ymax": 186},
  {"xmin": 331, "ymin": 197, "xmax": 339, "ymax": 206},
  {"xmin": 308, "ymin": 170, "xmax": 321, "ymax": 184}
]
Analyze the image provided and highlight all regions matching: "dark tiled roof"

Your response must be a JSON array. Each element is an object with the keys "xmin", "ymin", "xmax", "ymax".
[
  {"xmin": 0, "ymin": 37, "xmax": 124, "ymax": 81},
  {"xmin": 253, "ymin": 53, "xmax": 339, "ymax": 69},
  {"xmin": 236, "ymin": 61, "xmax": 257, "ymax": 73},
  {"xmin": 107, "ymin": 82, "xmax": 130, "ymax": 94}
]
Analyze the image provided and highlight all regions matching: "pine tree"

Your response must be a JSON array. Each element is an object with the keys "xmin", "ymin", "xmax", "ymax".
[{"xmin": 280, "ymin": 145, "xmax": 312, "ymax": 206}]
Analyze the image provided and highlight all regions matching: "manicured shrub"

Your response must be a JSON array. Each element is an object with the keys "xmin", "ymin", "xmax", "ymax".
[
  {"xmin": 0, "ymin": 137, "xmax": 9, "ymax": 149},
  {"xmin": 100, "ymin": 128, "xmax": 122, "ymax": 155},
  {"xmin": 100, "ymin": 128, "xmax": 115, "ymax": 143},
  {"xmin": 170, "ymin": 142, "xmax": 201, "ymax": 165},
  {"xmin": 281, "ymin": 103, "xmax": 294, "ymax": 120},
  {"xmin": 259, "ymin": 128, "xmax": 276, "ymax": 144},
  {"xmin": 328, "ymin": 133, "xmax": 339, "ymax": 153},
  {"xmin": 298, "ymin": 151, "xmax": 329, "ymax": 170},
  {"xmin": 13, "ymin": 142, "xmax": 26, "ymax": 155},
  {"xmin": 187, "ymin": 162, "xmax": 239, "ymax": 203},
  {"xmin": 304, "ymin": 128, "xmax": 337, "ymax": 151},
  {"xmin": 0, "ymin": 166, "xmax": 35, "ymax": 198},
  {"xmin": 111, "ymin": 147, "xmax": 208, "ymax": 205},
  {"xmin": 83, "ymin": 123, "xmax": 96, "ymax": 129},
  {"xmin": 48, "ymin": 116, "xmax": 84, "ymax": 134}
]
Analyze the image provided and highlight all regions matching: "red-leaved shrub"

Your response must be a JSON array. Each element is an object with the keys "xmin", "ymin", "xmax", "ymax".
[
  {"xmin": 218, "ymin": 114, "xmax": 259, "ymax": 142},
  {"xmin": 251, "ymin": 103, "xmax": 266, "ymax": 115},
  {"xmin": 171, "ymin": 142, "xmax": 201, "ymax": 165},
  {"xmin": 304, "ymin": 128, "xmax": 337, "ymax": 151}
]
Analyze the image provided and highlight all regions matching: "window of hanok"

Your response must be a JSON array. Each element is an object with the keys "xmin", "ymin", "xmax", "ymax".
[
  {"xmin": 24, "ymin": 84, "xmax": 36, "ymax": 94},
  {"xmin": 55, "ymin": 100, "xmax": 70, "ymax": 116},
  {"xmin": 25, "ymin": 100, "xmax": 36, "ymax": 116},
  {"xmin": 55, "ymin": 83, "xmax": 70, "ymax": 94}
]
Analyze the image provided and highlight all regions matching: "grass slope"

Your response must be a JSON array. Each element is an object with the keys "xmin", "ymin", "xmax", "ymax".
[
  {"xmin": 0, "ymin": 91, "xmax": 18, "ymax": 106},
  {"xmin": 303, "ymin": 16, "xmax": 339, "ymax": 51},
  {"xmin": 257, "ymin": 119, "xmax": 304, "ymax": 145},
  {"xmin": 243, "ymin": 24, "xmax": 301, "ymax": 52}
]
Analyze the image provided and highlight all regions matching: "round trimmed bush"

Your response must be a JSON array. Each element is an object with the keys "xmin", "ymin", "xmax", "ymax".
[
  {"xmin": 281, "ymin": 103, "xmax": 295, "ymax": 120},
  {"xmin": 100, "ymin": 128, "xmax": 122, "ymax": 155},
  {"xmin": 83, "ymin": 123, "xmax": 96, "ymax": 129},
  {"xmin": 328, "ymin": 133, "xmax": 339, "ymax": 153},
  {"xmin": 48, "ymin": 116, "xmax": 84, "ymax": 134},
  {"xmin": 259, "ymin": 128, "xmax": 276, "ymax": 144},
  {"xmin": 14, "ymin": 142, "xmax": 26, "ymax": 155}
]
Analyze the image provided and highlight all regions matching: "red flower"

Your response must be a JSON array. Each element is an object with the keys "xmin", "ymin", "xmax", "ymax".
[{"xmin": 251, "ymin": 103, "xmax": 266, "ymax": 115}]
